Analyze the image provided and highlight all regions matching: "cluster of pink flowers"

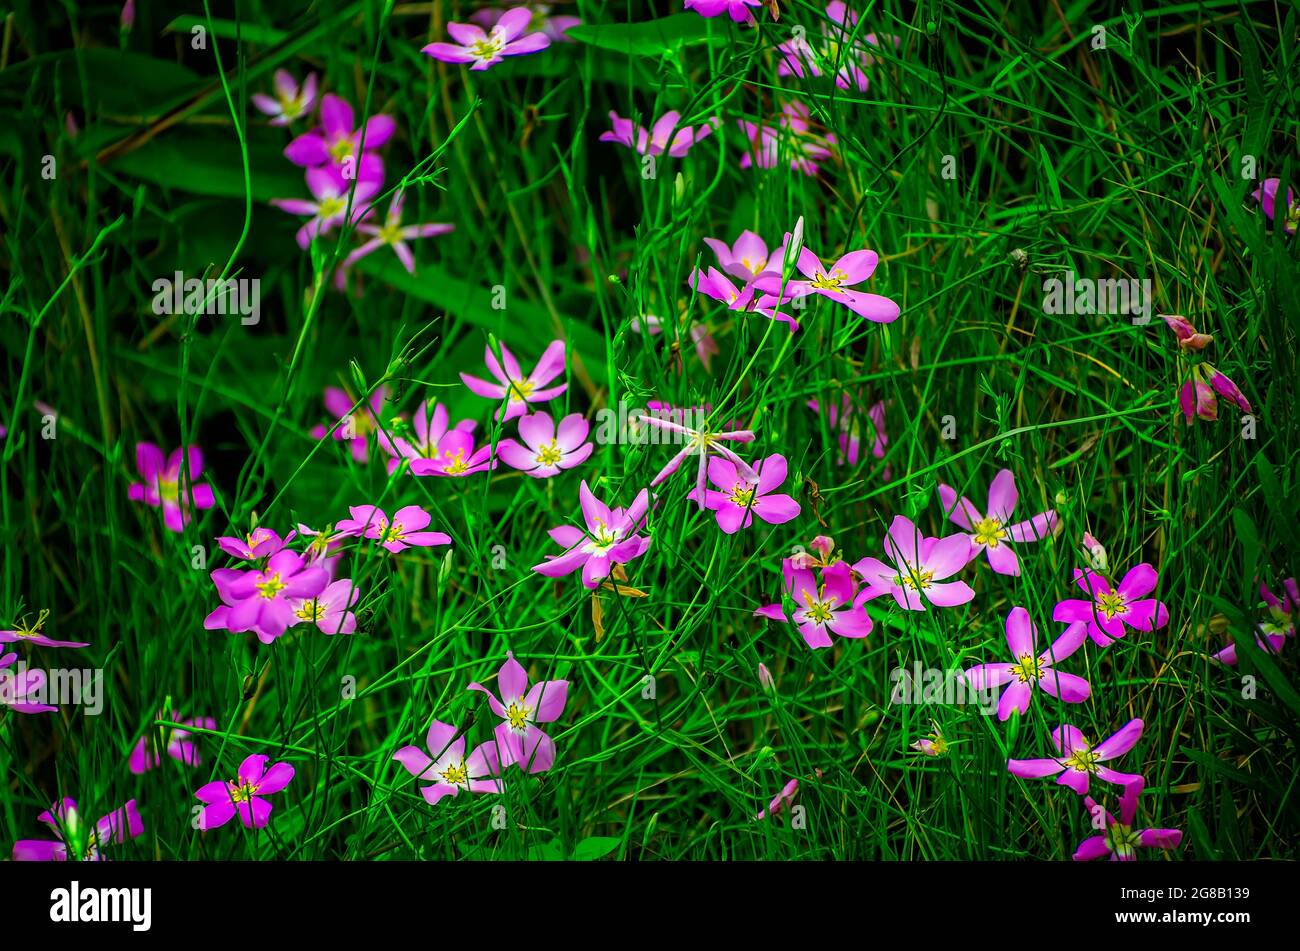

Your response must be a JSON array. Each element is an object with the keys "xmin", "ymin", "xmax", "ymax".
[
  {"xmin": 774, "ymin": 2, "xmax": 899, "ymax": 92},
  {"xmin": 1, "ymin": 609, "xmax": 88, "ymax": 716},
  {"xmin": 1159, "ymin": 315, "xmax": 1252, "ymax": 425}
]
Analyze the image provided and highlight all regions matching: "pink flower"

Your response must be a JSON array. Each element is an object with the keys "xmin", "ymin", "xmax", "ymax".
[
  {"xmin": 1160, "ymin": 314, "xmax": 1213, "ymax": 351},
  {"xmin": 335, "ymin": 505, "xmax": 452, "ymax": 553},
  {"xmin": 498, "ymin": 411, "xmax": 594, "ymax": 478},
  {"xmin": 343, "ymin": 191, "xmax": 453, "ymax": 275},
  {"xmin": 470, "ymin": 5, "xmax": 581, "ymax": 42},
  {"xmin": 1213, "ymin": 578, "xmax": 1295, "ymax": 664},
  {"xmin": 912, "ymin": 721, "xmax": 948, "ymax": 756},
  {"xmin": 754, "ymin": 560, "xmax": 873, "ymax": 649},
  {"xmin": 289, "ymin": 578, "xmax": 361, "ymax": 635},
  {"xmin": 1179, "ymin": 365, "xmax": 1251, "ymax": 424},
  {"xmin": 689, "ymin": 453, "xmax": 801, "ymax": 533},
  {"xmin": 284, "ymin": 93, "xmax": 395, "ymax": 171},
  {"xmin": 775, "ymin": 2, "xmax": 896, "ymax": 91},
  {"xmin": 738, "ymin": 101, "xmax": 836, "ymax": 176},
  {"xmin": 757, "ymin": 662, "xmax": 775, "ymax": 690},
  {"xmin": 807, "ymin": 394, "xmax": 888, "ymax": 470},
  {"xmin": 685, "ymin": 0, "xmax": 764, "ymax": 24},
  {"xmin": 195, "ymin": 754, "xmax": 295, "ymax": 830},
  {"xmin": 394, "ymin": 720, "xmax": 506, "ymax": 804},
  {"xmin": 128, "ymin": 442, "xmax": 216, "ymax": 532},
  {"xmin": 637, "ymin": 413, "xmax": 759, "ymax": 509},
  {"xmin": 753, "ymin": 242, "xmax": 900, "ymax": 323},
  {"xmin": 964, "ymin": 608, "xmax": 1090, "ymax": 721},
  {"xmin": 468, "ymin": 652, "xmax": 569, "ymax": 773},
  {"xmin": 1075, "ymin": 779, "xmax": 1182, "ymax": 861},
  {"xmin": 703, "ymin": 230, "xmax": 786, "ymax": 282},
  {"xmin": 216, "ymin": 551, "xmax": 330, "ymax": 642},
  {"xmin": 0, "ymin": 610, "xmax": 88, "ymax": 649},
  {"xmin": 689, "ymin": 267, "xmax": 798, "ymax": 330},
  {"xmin": 1052, "ymin": 564, "xmax": 1169, "ymax": 647},
  {"xmin": 936, "ymin": 469, "xmax": 1057, "ymax": 576},
  {"xmin": 533, "ymin": 481, "xmax": 652, "ymax": 588},
  {"xmin": 756, "ymin": 778, "xmax": 800, "ymax": 820},
  {"xmin": 128, "ymin": 712, "xmax": 217, "ymax": 773},
  {"xmin": 12, "ymin": 798, "xmax": 143, "ymax": 861},
  {"xmin": 599, "ymin": 110, "xmax": 716, "ymax": 157},
  {"xmin": 460, "ymin": 339, "xmax": 567, "ymax": 422},
  {"xmin": 252, "ymin": 69, "xmax": 319, "ymax": 126},
  {"xmin": 271, "ymin": 164, "xmax": 380, "ymax": 250},
  {"xmin": 0, "ymin": 652, "xmax": 58, "ymax": 713},
  {"xmin": 1007, "ymin": 719, "xmax": 1145, "ymax": 795},
  {"xmin": 1252, "ymin": 177, "xmax": 1297, "ymax": 234},
  {"xmin": 309, "ymin": 384, "xmax": 387, "ymax": 463},
  {"xmin": 423, "ymin": 8, "xmax": 551, "ymax": 70},
  {"xmin": 216, "ymin": 527, "xmax": 295, "ymax": 561},
  {"xmin": 853, "ymin": 515, "xmax": 976, "ymax": 611},
  {"xmin": 298, "ymin": 522, "xmax": 349, "ymax": 563},
  {"xmin": 376, "ymin": 399, "xmax": 477, "ymax": 475}
]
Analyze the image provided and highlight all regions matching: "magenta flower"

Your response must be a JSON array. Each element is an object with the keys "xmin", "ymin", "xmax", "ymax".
[
  {"xmin": 128, "ymin": 712, "xmax": 217, "ymax": 774},
  {"xmin": 284, "ymin": 93, "xmax": 395, "ymax": 171},
  {"xmin": 686, "ymin": 0, "xmax": 764, "ymax": 24},
  {"xmin": 775, "ymin": 2, "xmax": 895, "ymax": 91},
  {"xmin": 461, "ymin": 339, "xmax": 567, "ymax": 422},
  {"xmin": 468, "ymin": 652, "xmax": 569, "ymax": 774},
  {"xmin": 756, "ymin": 778, "xmax": 800, "ymax": 820},
  {"xmin": 703, "ymin": 230, "xmax": 786, "ymax": 282},
  {"xmin": 0, "ymin": 652, "xmax": 57, "ymax": 713},
  {"xmin": 1160, "ymin": 314, "xmax": 1213, "ymax": 351},
  {"xmin": 195, "ymin": 754, "xmax": 295, "ymax": 830},
  {"xmin": 637, "ymin": 412, "xmax": 759, "ymax": 508},
  {"xmin": 533, "ymin": 481, "xmax": 652, "ymax": 588},
  {"xmin": 911, "ymin": 721, "xmax": 948, "ymax": 756},
  {"xmin": 689, "ymin": 453, "xmax": 801, "ymax": 534},
  {"xmin": 1007, "ymin": 719, "xmax": 1145, "ymax": 795},
  {"xmin": 1213, "ymin": 578, "xmax": 1295, "ymax": 665},
  {"xmin": 421, "ymin": 428, "xmax": 497, "ymax": 476},
  {"xmin": 853, "ymin": 515, "xmax": 976, "ymax": 611},
  {"xmin": 0, "ymin": 610, "xmax": 88, "ymax": 649},
  {"xmin": 498, "ymin": 411, "xmax": 594, "ymax": 478},
  {"xmin": 309, "ymin": 384, "xmax": 387, "ymax": 463},
  {"xmin": 376, "ymin": 400, "xmax": 478, "ymax": 475},
  {"xmin": 754, "ymin": 560, "xmax": 873, "ymax": 649},
  {"xmin": 128, "ymin": 442, "xmax": 216, "ymax": 532},
  {"xmin": 343, "ymin": 191, "xmax": 453, "ymax": 274},
  {"xmin": 738, "ymin": 102, "xmax": 836, "ymax": 176},
  {"xmin": 1252, "ymin": 177, "xmax": 1297, "ymax": 234},
  {"xmin": 219, "ymin": 551, "xmax": 330, "ymax": 642},
  {"xmin": 807, "ymin": 394, "xmax": 887, "ymax": 468},
  {"xmin": 470, "ymin": 5, "xmax": 581, "ymax": 41},
  {"xmin": 252, "ymin": 69, "xmax": 319, "ymax": 126},
  {"xmin": 964, "ymin": 609, "xmax": 1090, "ymax": 721},
  {"xmin": 1179, "ymin": 365, "xmax": 1252, "ymax": 424},
  {"xmin": 13, "ymin": 798, "xmax": 143, "ymax": 861},
  {"xmin": 936, "ymin": 469, "xmax": 1057, "ymax": 576},
  {"xmin": 297, "ymin": 522, "xmax": 348, "ymax": 563},
  {"xmin": 271, "ymin": 163, "xmax": 380, "ymax": 250},
  {"xmin": 289, "ymin": 578, "xmax": 361, "ymax": 635},
  {"xmin": 1075, "ymin": 779, "xmax": 1182, "ymax": 861},
  {"xmin": 217, "ymin": 527, "xmax": 295, "ymax": 561},
  {"xmin": 753, "ymin": 242, "xmax": 900, "ymax": 323},
  {"xmin": 599, "ymin": 110, "xmax": 716, "ymax": 157},
  {"xmin": 393, "ymin": 720, "xmax": 505, "ymax": 804},
  {"xmin": 335, "ymin": 505, "xmax": 452, "ymax": 553},
  {"xmin": 689, "ymin": 267, "xmax": 798, "ymax": 330},
  {"xmin": 1052, "ymin": 564, "xmax": 1169, "ymax": 647},
  {"xmin": 422, "ymin": 8, "xmax": 551, "ymax": 71}
]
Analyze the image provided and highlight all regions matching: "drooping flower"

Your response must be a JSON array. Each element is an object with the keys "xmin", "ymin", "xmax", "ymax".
[
  {"xmin": 963, "ymin": 608, "xmax": 1090, "ymax": 721},
  {"xmin": 637, "ymin": 413, "xmax": 759, "ymax": 508},
  {"xmin": 688, "ymin": 266, "xmax": 798, "ymax": 330},
  {"xmin": 1074, "ymin": 779, "xmax": 1182, "ymax": 861},
  {"xmin": 498, "ymin": 411, "xmax": 593, "ymax": 478},
  {"xmin": 756, "ymin": 779, "xmax": 800, "ymax": 821},
  {"xmin": 470, "ymin": 5, "xmax": 581, "ymax": 41},
  {"xmin": 335, "ymin": 505, "xmax": 452, "ymax": 554},
  {"xmin": 599, "ymin": 110, "xmax": 716, "ymax": 158},
  {"xmin": 12, "ymin": 798, "xmax": 144, "ymax": 861},
  {"xmin": 1252, "ymin": 177, "xmax": 1297, "ymax": 234},
  {"xmin": 343, "ymin": 191, "xmax": 454, "ymax": 275},
  {"xmin": 394, "ymin": 720, "xmax": 505, "ymax": 804},
  {"xmin": 468, "ymin": 652, "xmax": 569, "ymax": 773},
  {"xmin": 422, "ymin": 8, "xmax": 551, "ymax": 71},
  {"xmin": 532, "ymin": 481, "xmax": 651, "ymax": 589},
  {"xmin": 775, "ymin": 2, "xmax": 896, "ymax": 91},
  {"xmin": 912, "ymin": 720, "xmax": 948, "ymax": 756},
  {"xmin": 217, "ymin": 551, "xmax": 330, "ymax": 643},
  {"xmin": 128, "ymin": 713, "xmax": 218, "ymax": 774},
  {"xmin": 376, "ymin": 399, "xmax": 477, "ymax": 475},
  {"xmin": 128, "ymin": 443, "xmax": 217, "ymax": 532},
  {"xmin": 0, "ymin": 653, "xmax": 58, "ymax": 713},
  {"xmin": 0, "ymin": 609, "xmax": 88, "ymax": 649},
  {"xmin": 271, "ymin": 164, "xmax": 380, "ymax": 250},
  {"xmin": 195, "ymin": 754, "xmax": 295, "ymax": 830},
  {"xmin": 936, "ymin": 469, "xmax": 1057, "ymax": 576},
  {"xmin": 1160, "ymin": 314, "xmax": 1213, "ymax": 351},
  {"xmin": 853, "ymin": 515, "xmax": 976, "ymax": 611},
  {"xmin": 460, "ymin": 339, "xmax": 567, "ymax": 422},
  {"xmin": 753, "ymin": 242, "xmax": 900, "ymax": 323},
  {"xmin": 308, "ymin": 384, "xmax": 388, "ymax": 463},
  {"xmin": 1052, "ymin": 564, "xmax": 1169, "ymax": 647},
  {"xmin": 1179, "ymin": 364, "xmax": 1252, "ymax": 424},
  {"xmin": 284, "ymin": 93, "xmax": 395, "ymax": 172},
  {"xmin": 754, "ymin": 560, "xmax": 873, "ymax": 649},
  {"xmin": 297, "ymin": 522, "xmax": 349, "ymax": 563},
  {"xmin": 738, "ymin": 101, "xmax": 836, "ymax": 176},
  {"xmin": 1007, "ymin": 719, "xmax": 1145, "ymax": 795},
  {"xmin": 252, "ymin": 70, "xmax": 319, "ymax": 126},
  {"xmin": 289, "ymin": 578, "xmax": 361, "ymax": 635},
  {"xmin": 685, "ymin": 0, "xmax": 764, "ymax": 25},
  {"xmin": 690, "ymin": 453, "xmax": 801, "ymax": 534},
  {"xmin": 217, "ymin": 527, "xmax": 296, "ymax": 561}
]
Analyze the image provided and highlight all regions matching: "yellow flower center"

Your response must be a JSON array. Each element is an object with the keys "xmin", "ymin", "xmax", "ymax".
[
  {"xmin": 328, "ymin": 137, "xmax": 355, "ymax": 163},
  {"xmin": 256, "ymin": 573, "xmax": 287, "ymax": 599},
  {"xmin": 440, "ymin": 761, "xmax": 469, "ymax": 785},
  {"xmin": 728, "ymin": 483, "xmax": 756, "ymax": 507},
  {"xmin": 382, "ymin": 521, "xmax": 406, "ymax": 544},
  {"xmin": 973, "ymin": 517, "xmax": 1007, "ymax": 548},
  {"xmin": 895, "ymin": 567, "xmax": 934, "ymax": 591},
  {"xmin": 158, "ymin": 476, "xmax": 181, "ymax": 504},
  {"xmin": 740, "ymin": 257, "xmax": 762, "ymax": 275},
  {"xmin": 1009, "ymin": 653, "xmax": 1043, "ymax": 685},
  {"xmin": 1065, "ymin": 746, "xmax": 1101, "ymax": 774},
  {"xmin": 506, "ymin": 700, "xmax": 532, "ymax": 731},
  {"xmin": 801, "ymin": 591, "xmax": 835, "ymax": 624},
  {"xmin": 1105, "ymin": 821, "xmax": 1141, "ymax": 858},
  {"xmin": 10, "ymin": 610, "xmax": 50, "ymax": 639},
  {"xmin": 536, "ymin": 440, "xmax": 563, "ymax": 466},
  {"xmin": 295, "ymin": 600, "xmax": 326, "ymax": 622},
  {"xmin": 443, "ymin": 449, "xmax": 469, "ymax": 475},
  {"xmin": 227, "ymin": 779, "xmax": 258, "ymax": 803},
  {"xmin": 317, "ymin": 196, "xmax": 346, "ymax": 218},
  {"xmin": 379, "ymin": 221, "xmax": 403, "ymax": 245},
  {"xmin": 1096, "ymin": 591, "xmax": 1128, "ymax": 620},
  {"xmin": 508, "ymin": 379, "xmax": 534, "ymax": 402},
  {"xmin": 809, "ymin": 270, "xmax": 847, "ymax": 292},
  {"xmin": 471, "ymin": 35, "xmax": 505, "ymax": 60}
]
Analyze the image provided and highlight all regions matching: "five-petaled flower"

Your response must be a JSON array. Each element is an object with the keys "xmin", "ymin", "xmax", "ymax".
[
  {"xmin": 12, "ymin": 798, "xmax": 144, "ymax": 861},
  {"xmin": 1074, "ymin": 779, "xmax": 1182, "ymax": 862},
  {"xmin": 468, "ymin": 652, "xmax": 569, "ymax": 773},
  {"xmin": 937, "ymin": 469, "xmax": 1058, "ymax": 576},
  {"xmin": 1007, "ymin": 719, "xmax": 1145, "ymax": 795},
  {"xmin": 376, "ymin": 400, "xmax": 477, "ymax": 475},
  {"xmin": 963, "ymin": 608, "xmax": 1090, "ymax": 721},
  {"xmin": 336, "ymin": 505, "xmax": 452, "ymax": 553},
  {"xmin": 284, "ymin": 93, "xmax": 395, "ymax": 174},
  {"xmin": 1053, "ymin": 564, "xmax": 1169, "ymax": 647},
  {"xmin": 393, "ymin": 719, "xmax": 505, "ymax": 804},
  {"xmin": 498, "ymin": 411, "xmax": 594, "ymax": 478},
  {"xmin": 599, "ymin": 110, "xmax": 716, "ymax": 157},
  {"xmin": 755, "ymin": 560, "xmax": 873, "ymax": 649},
  {"xmin": 533, "ymin": 481, "xmax": 652, "ymax": 588},
  {"xmin": 754, "ymin": 241, "xmax": 900, "ymax": 323},
  {"xmin": 853, "ymin": 515, "xmax": 976, "ymax": 611},
  {"xmin": 637, "ymin": 412, "xmax": 759, "ymax": 508},
  {"xmin": 271, "ymin": 164, "xmax": 379, "ymax": 249},
  {"xmin": 461, "ymin": 339, "xmax": 568, "ymax": 422},
  {"xmin": 252, "ymin": 70, "xmax": 319, "ymax": 126},
  {"xmin": 690, "ymin": 453, "xmax": 801, "ymax": 534},
  {"xmin": 195, "ymin": 754, "xmax": 295, "ymax": 830},
  {"xmin": 343, "ymin": 191, "xmax": 454, "ymax": 275},
  {"xmin": 128, "ymin": 443, "xmax": 217, "ymax": 533},
  {"xmin": 422, "ymin": 8, "xmax": 552, "ymax": 71}
]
